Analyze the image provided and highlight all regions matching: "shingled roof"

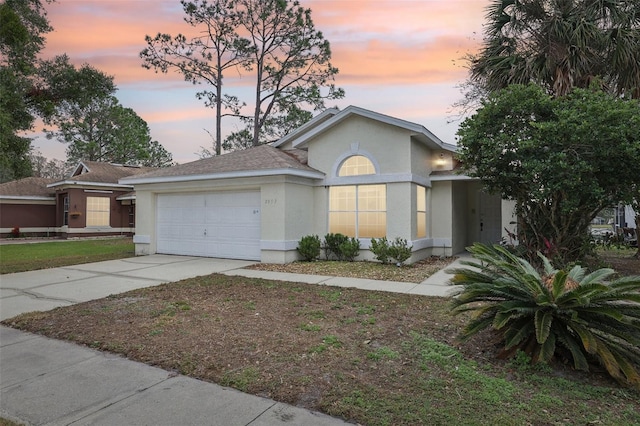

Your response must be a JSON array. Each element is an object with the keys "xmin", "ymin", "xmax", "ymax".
[
  {"xmin": 122, "ymin": 145, "xmax": 322, "ymax": 184},
  {"xmin": 0, "ymin": 177, "xmax": 56, "ymax": 198},
  {"xmin": 60, "ymin": 161, "xmax": 157, "ymax": 185}
]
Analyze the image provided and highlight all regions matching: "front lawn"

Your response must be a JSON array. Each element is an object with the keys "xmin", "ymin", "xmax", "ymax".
[
  {"xmin": 4, "ymin": 272, "xmax": 639, "ymax": 425},
  {"xmin": 0, "ymin": 238, "xmax": 135, "ymax": 274}
]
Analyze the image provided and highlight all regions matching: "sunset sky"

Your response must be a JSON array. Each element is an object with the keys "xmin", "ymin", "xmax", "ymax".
[{"xmin": 32, "ymin": 0, "xmax": 488, "ymax": 164}]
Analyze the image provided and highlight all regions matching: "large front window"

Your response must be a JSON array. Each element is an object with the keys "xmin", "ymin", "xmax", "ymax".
[
  {"xmin": 329, "ymin": 184, "xmax": 386, "ymax": 238},
  {"xmin": 86, "ymin": 196, "xmax": 110, "ymax": 227}
]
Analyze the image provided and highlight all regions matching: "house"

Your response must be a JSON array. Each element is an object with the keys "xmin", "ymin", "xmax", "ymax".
[
  {"xmin": 0, "ymin": 161, "xmax": 154, "ymax": 238},
  {"xmin": 122, "ymin": 106, "xmax": 516, "ymax": 263}
]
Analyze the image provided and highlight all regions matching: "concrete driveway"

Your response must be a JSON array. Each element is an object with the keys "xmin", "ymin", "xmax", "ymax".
[{"xmin": 0, "ymin": 255, "xmax": 255, "ymax": 321}]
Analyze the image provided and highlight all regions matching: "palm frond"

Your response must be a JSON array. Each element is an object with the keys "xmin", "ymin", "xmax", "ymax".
[
  {"xmin": 535, "ymin": 310, "xmax": 553, "ymax": 344},
  {"xmin": 538, "ymin": 330, "xmax": 556, "ymax": 363}
]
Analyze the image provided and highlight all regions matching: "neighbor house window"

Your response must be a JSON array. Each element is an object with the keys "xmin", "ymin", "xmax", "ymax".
[
  {"xmin": 329, "ymin": 184, "xmax": 386, "ymax": 238},
  {"xmin": 416, "ymin": 185, "xmax": 427, "ymax": 238},
  {"xmin": 86, "ymin": 196, "xmax": 110, "ymax": 227},
  {"xmin": 63, "ymin": 196, "xmax": 69, "ymax": 226}
]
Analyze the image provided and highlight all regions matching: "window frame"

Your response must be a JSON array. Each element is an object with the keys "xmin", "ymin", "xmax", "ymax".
[
  {"xmin": 86, "ymin": 196, "xmax": 111, "ymax": 227},
  {"xmin": 416, "ymin": 185, "xmax": 427, "ymax": 238},
  {"xmin": 329, "ymin": 184, "xmax": 387, "ymax": 238}
]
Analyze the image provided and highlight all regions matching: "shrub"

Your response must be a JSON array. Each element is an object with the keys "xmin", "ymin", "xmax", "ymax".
[
  {"xmin": 370, "ymin": 237, "xmax": 391, "ymax": 264},
  {"xmin": 323, "ymin": 233, "xmax": 349, "ymax": 260},
  {"xmin": 388, "ymin": 237, "xmax": 412, "ymax": 265},
  {"xmin": 322, "ymin": 233, "xmax": 360, "ymax": 261},
  {"xmin": 339, "ymin": 237, "xmax": 360, "ymax": 262},
  {"xmin": 297, "ymin": 235, "xmax": 321, "ymax": 261},
  {"xmin": 449, "ymin": 243, "xmax": 640, "ymax": 388}
]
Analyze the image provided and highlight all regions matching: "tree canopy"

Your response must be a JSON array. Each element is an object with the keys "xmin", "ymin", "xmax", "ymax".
[
  {"xmin": 1, "ymin": 1, "xmax": 174, "ymax": 179},
  {"xmin": 0, "ymin": 0, "xmax": 52, "ymax": 181},
  {"xmin": 141, "ymin": 0, "xmax": 343, "ymax": 155},
  {"xmin": 46, "ymin": 94, "xmax": 173, "ymax": 167},
  {"xmin": 457, "ymin": 84, "xmax": 640, "ymax": 263},
  {"xmin": 468, "ymin": 0, "xmax": 640, "ymax": 99}
]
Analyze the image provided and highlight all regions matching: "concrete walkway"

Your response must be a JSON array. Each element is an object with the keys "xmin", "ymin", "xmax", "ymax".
[{"xmin": 0, "ymin": 254, "xmax": 467, "ymax": 425}]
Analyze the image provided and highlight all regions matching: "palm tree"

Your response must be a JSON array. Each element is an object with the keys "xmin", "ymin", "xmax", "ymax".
[{"xmin": 469, "ymin": 0, "xmax": 640, "ymax": 98}]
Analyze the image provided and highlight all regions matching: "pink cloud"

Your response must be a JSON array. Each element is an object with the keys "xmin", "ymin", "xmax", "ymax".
[{"xmin": 33, "ymin": 0, "xmax": 489, "ymax": 162}]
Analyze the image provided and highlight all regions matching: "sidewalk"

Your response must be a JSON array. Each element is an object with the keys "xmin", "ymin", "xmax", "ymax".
[{"xmin": 1, "ymin": 254, "xmax": 467, "ymax": 425}]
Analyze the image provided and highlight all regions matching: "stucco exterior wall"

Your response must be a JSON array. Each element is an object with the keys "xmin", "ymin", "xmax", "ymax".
[
  {"xmin": 132, "ymin": 175, "xmax": 318, "ymax": 261},
  {"xmin": 0, "ymin": 201, "xmax": 56, "ymax": 236},
  {"xmin": 430, "ymin": 181, "xmax": 453, "ymax": 256},
  {"xmin": 261, "ymin": 178, "xmax": 315, "ymax": 263},
  {"xmin": 305, "ymin": 115, "xmax": 414, "ymax": 177}
]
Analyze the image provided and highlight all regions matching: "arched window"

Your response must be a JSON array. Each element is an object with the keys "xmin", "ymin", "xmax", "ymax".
[
  {"xmin": 338, "ymin": 155, "xmax": 375, "ymax": 177},
  {"xmin": 330, "ymin": 155, "xmax": 385, "ymax": 238}
]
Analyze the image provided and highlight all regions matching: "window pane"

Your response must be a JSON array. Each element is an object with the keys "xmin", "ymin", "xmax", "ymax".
[
  {"xmin": 338, "ymin": 155, "xmax": 375, "ymax": 176},
  {"xmin": 417, "ymin": 212, "xmax": 426, "ymax": 238},
  {"xmin": 329, "ymin": 212, "xmax": 356, "ymax": 236},
  {"xmin": 417, "ymin": 186, "xmax": 426, "ymax": 211},
  {"xmin": 358, "ymin": 212, "xmax": 386, "ymax": 238},
  {"xmin": 358, "ymin": 184, "xmax": 386, "ymax": 211},
  {"xmin": 329, "ymin": 186, "xmax": 356, "ymax": 211},
  {"xmin": 86, "ymin": 196, "xmax": 110, "ymax": 227}
]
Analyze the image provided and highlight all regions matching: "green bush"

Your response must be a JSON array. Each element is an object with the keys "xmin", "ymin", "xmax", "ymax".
[
  {"xmin": 323, "ymin": 233, "xmax": 349, "ymax": 260},
  {"xmin": 449, "ymin": 243, "xmax": 640, "ymax": 388},
  {"xmin": 323, "ymin": 233, "xmax": 360, "ymax": 261},
  {"xmin": 339, "ymin": 237, "xmax": 360, "ymax": 262},
  {"xmin": 297, "ymin": 235, "xmax": 321, "ymax": 261},
  {"xmin": 370, "ymin": 237, "xmax": 391, "ymax": 264},
  {"xmin": 388, "ymin": 237, "xmax": 412, "ymax": 265}
]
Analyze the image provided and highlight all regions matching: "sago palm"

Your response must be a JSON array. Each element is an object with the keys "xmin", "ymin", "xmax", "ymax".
[{"xmin": 449, "ymin": 243, "xmax": 640, "ymax": 387}]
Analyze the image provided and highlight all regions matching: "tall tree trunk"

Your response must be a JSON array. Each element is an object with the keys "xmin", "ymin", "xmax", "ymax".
[
  {"xmin": 216, "ymin": 71, "xmax": 222, "ymax": 156},
  {"xmin": 634, "ymin": 212, "xmax": 640, "ymax": 259}
]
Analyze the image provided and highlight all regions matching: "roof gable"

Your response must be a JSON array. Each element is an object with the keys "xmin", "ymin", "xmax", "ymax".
[
  {"xmin": 274, "ymin": 105, "xmax": 458, "ymax": 152},
  {"xmin": 49, "ymin": 161, "xmax": 157, "ymax": 188}
]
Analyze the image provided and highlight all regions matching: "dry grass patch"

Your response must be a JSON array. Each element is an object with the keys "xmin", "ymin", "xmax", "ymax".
[
  {"xmin": 246, "ymin": 256, "xmax": 456, "ymax": 283},
  {"xmin": 5, "ymin": 272, "xmax": 640, "ymax": 425}
]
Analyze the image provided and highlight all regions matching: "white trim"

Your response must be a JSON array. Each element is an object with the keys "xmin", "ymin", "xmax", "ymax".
[
  {"xmin": 286, "ymin": 105, "xmax": 457, "ymax": 152},
  {"xmin": 260, "ymin": 239, "xmax": 299, "ymax": 251},
  {"xmin": 120, "ymin": 168, "xmax": 325, "ymax": 185},
  {"xmin": 272, "ymin": 108, "xmax": 340, "ymax": 147},
  {"xmin": 331, "ymin": 149, "xmax": 381, "ymax": 178},
  {"xmin": 1, "ymin": 227, "xmax": 58, "ymax": 234},
  {"xmin": 66, "ymin": 227, "xmax": 134, "ymax": 234},
  {"xmin": 430, "ymin": 174, "xmax": 477, "ymax": 182},
  {"xmin": 411, "ymin": 238, "xmax": 433, "ymax": 251},
  {"xmin": 48, "ymin": 180, "xmax": 134, "ymax": 190},
  {"xmin": 1, "ymin": 226, "xmax": 134, "ymax": 235},
  {"xmin": 0, "ymin": 195, "xmax": 55, "ymax": 202},
  {"xmin": 84, "ymin": 189, "xmax": 113, "ymax": 194},
  {"xmin": 133, "ymin": 234, "xmax": 151, "ymax": 244},
  {"xmin": 323, "ymin": 173, "xmax": 430, "ymax": 187},
  {"xmin": 116, "ymin": 194, "xmax": 136, "ymax": 201}
]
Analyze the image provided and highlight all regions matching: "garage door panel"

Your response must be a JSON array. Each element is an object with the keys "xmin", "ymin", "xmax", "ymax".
[{"xmin": 156, "ymin": 191, "xmax": 261, "ymax": 260}]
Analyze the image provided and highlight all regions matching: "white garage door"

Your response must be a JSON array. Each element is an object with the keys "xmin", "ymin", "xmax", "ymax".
[{"xmin": 156, "ymin": 191, "xmax": 261, "ymax": 260}]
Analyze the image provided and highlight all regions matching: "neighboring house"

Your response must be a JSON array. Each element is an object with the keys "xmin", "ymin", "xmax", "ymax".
[
  {"xmin": 616, "ymin": 205, "xmax": 637, "ymax": 230},
  {"xmin": 0, "ymin": 161, "xmax": 154, "ymax": 238},
  {"xmin": 123, "ymin": 106, "xmax": 516, "ymax": 263}
]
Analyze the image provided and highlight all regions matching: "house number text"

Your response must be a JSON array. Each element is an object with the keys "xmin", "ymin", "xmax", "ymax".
[{"xmin": 264, "ymin": 199, "xmax": 278, "ymax": 205}]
